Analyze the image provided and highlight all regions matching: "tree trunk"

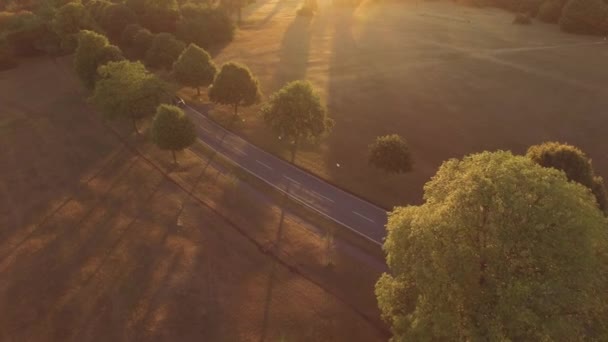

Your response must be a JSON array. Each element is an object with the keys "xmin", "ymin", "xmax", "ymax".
[
  {"xmin": 172, "ymin": 150, "xmax": 177, "ymax": 164},
  {"xmin": 132, "ymin": 118, "xmax": 139, "ymax": 134},
  {"xmin": 291, "ymin": 136, "xmax": 299, "ymax": 163}
]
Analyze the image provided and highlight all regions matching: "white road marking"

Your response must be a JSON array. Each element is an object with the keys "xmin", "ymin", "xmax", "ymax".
[
  {"xmin": 283, "ymin": 175, "xmax": 301, "ymax": 185},
  {"xmin": 256, "ymin": 160, "xmax": 273, "ymax": 170},
  {"xmin": 186, "ymin": 106, "xmax": 388, "ymax": 215},
  {"xmin": 353, "ymin": 211, "xmax": 375, "ymax": 223},
  {"xmin": 309, "ymin": 191, "xmax": 335, "ymax": 203}
]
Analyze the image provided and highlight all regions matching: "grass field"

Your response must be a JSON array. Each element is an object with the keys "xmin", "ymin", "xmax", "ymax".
[
  {"xmin": 0, "ymin": 58, "xmax": 387, "ymax": 341},
  {"xmin": 188, "ymin": 0, "xmax": 608, "ymax": 209}
]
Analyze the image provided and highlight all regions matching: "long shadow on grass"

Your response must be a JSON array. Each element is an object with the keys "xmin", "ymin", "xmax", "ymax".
[{"xmin": 273, "ymin": 16, "xmax": 313, "ymax": 89}]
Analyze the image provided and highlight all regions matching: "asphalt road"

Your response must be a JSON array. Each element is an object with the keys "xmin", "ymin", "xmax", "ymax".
[{"xmin": 185, "ymin": 105, "xmax": 388, "ymax": 245}]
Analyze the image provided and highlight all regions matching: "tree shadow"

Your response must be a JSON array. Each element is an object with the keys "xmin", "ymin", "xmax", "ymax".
[{"xmin": 273, "ymin": 16, "xmax": 313, "ymax": 89}]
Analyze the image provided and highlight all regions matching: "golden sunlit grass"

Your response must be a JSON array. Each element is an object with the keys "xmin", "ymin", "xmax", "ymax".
[
  {"xmin": 190, "ymin": 0, "xmax": 608, "ymax": 209},
  {"xmin": 0, "ymin": 57, "xmax": 386, "ymax": 341}
]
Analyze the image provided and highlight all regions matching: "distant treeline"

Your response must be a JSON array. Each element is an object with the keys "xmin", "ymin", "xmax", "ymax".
[{"xmin": 462, "ymin": 0, "xmax": 608, "ymax": 35}]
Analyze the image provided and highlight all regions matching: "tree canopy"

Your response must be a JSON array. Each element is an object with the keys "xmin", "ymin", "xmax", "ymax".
[
  {"xmin": 526, "ymin": 141, "xmax": 607, "ymax": 214},
  {"xmin": 140, "ymin": 0, "xmax": 180, "ymax": 33},
  {"xmin": 176, "ymin": 4, "xmax": 234, "ymax": 49},
  {"xmin": 368, "ymin": 134, "xmax": 413, "ymax": 174},
  {"xmin": 91, "ymin": 60, "xmax": 168, "ymax": 132},
  {"xmin": 172, "ymin": 44, "xmax": 217, "ymax": 96},
  {"xmin": 260, "ymin": 80, "xmax": 333, "ymax": 149},
  {"xmin": 209, "ymin": 62, "xmax": 261, "ymax": 116},
  {"xmin": 98, "ymin": 3, "xmax": 137, "ymax": 39},
  {"xmin": 145, "ymin": 32, "xmax": 185, "ymax": 69},
  {"xmin": 151, "ymin": 104, "xmax": 197, "ymax": 163},
  {"xmin": 53, "ymin": 2, "xmax": 89, "ymax": 38},
  {"xmin": 376, "ymin": 151, "xmax": 608, "ymax": 341},
  {"xmin": 74, "ymin": 30, "xmax": 124, "ymax": 89},
  {"xmin": 132, "ymin": 27, "xmax": 154, "ymax": 59}
]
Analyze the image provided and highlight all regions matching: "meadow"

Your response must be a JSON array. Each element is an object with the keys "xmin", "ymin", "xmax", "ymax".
[
  {"xmin": 194, "ymin": 0, "xmax": 608, "ymax": 208},
  {"xmin": 0, "ymin": 57, "xmax": 386, "ymax": 341}
]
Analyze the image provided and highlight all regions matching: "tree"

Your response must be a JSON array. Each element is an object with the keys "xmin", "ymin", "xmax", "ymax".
[
  {"xmin": 151, "ymin": 104, "xmax": 197, "ymax": 163},
  {"xmin": 176, "ymin": 4, "xmax": 234, "ymax": 50},
  {"xmin": 368, "ymin": 134, "xmax": 413, "ymax": 174},
  {"xmin": 526, "ymin": 141, "xmax": 607, "ymax": 214},
  {"xmin": 53, "ymin": 2, "xmax": 89, "ymax": 38},
  {"xmin": 209, "ymin": 62, "xmax": 261, "ymax": 117},
  {"xmin": 260, "ymin": 80, "xmax": 332, "ymax": 159},
  {"xmin": 172, "ymin": 44, "xmax": 217, "ymax": 96},
  {"xmin": 559, "ymin": 0, "xmax": 608, "ymax": 34},
  {"xmin": 141, "ymin": 0, "xmax": 180, "ymax": 33},
  {"xmin": 99, "ymin": 3, "xmax": 137, "ymax": 40},
  {"xmin": 74, "ymin": 30, "xmax": 110, "ymax": 89},
  {"xmin": 132, "ymin": 27, "xmax": 154, "ymax": 59},
  {"xmin": 145, "ymin": 32, "xmax": 186, "ymax": 69},
  {"xmin": 120, "ymin": 23, "xmax": 143, "ymax": 48},
  {"xmin": 91, "ymin": 60, "xmax": 168, "ymax": 132},
  {"xmin": 376, "ymin": 151, "xmax": 608, "ymax": 341}
]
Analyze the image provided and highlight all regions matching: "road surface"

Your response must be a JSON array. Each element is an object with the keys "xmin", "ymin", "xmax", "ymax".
[{"xmin": 185, "ymin": 105, "xmax": 388, "ymax": 245}]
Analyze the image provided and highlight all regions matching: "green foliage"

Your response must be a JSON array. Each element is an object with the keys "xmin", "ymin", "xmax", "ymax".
[
  {"xmin": 73, "ymin": 30, "xmax": 111, "ymax": 88},
  {"xmin": 526, "ymin": 142, "xmax": 607, "ymax": 213},
  {"xmin": 176, "ymin": 4, "xmax": 234, "ymax": 49},
  {"xmin": 376, "ymin": 151, "xmax": 608, "ymax": 341},
  {"xmin": 4, "ymin": 15, "xmax": 50, "ymax": 56},
  {"xmin": 260, "ymin": 80, "xmax": 333, "ymax": 147},
  {"xmin": 151, "ymin": 104, "xmax": 197, "ymax": 162},
  {"xmin": 209, "ymin": 62, "xmax": 261, "ymax": 115},
  {"xmin": 145, "ymin": 32, "xmax": 185, "ymax": 69},
  {"xmin": 538, "ymin": 0, "xmax": 564, "ymax": 22},
  {"xmin": 85, "ymin": 0, "xmax": 112, "ymax": 24},
  {"xmin": 91, "ymin": 60, "xmax": 168, "ymax": 130},
  {"xmin": 126, "ymin": 0, "xmax": 147, "ymax": 15},
  {"xmin": 120, "ymin": 23, "xmax": 143, "ymax": 48},
  {"xmin": 140, "ymin": 0, "xmax": 180, "ymax": 33},
  {"xmin": 53, "ymin": 2, "xmax": 88, "ymax": 37},
  {"xmin": 172, "ymin": 44, "xmax": 217, "ymax": 95},
  {"xmin": 98, "ymin": 3, "xmax": 137, "ymax": 39},
  {"xmin": 132, "ymin": 27, "xmax": 153, "ymax": 58},
  {"xmin": 560, "ymin": 0, "xmax": 608, "ymax": 34},
  {"xmin": 368, "ymin": 134, "xmax": 413, "ymax": 174}
]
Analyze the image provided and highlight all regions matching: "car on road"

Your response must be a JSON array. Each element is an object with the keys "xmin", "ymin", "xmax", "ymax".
[{"xmin": 172, "ymin": 96, "xmax": 186, "ymax": 108}]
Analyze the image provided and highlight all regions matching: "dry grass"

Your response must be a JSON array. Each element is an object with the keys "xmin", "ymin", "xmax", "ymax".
[
  {"xmin": 186, "ymin": 0, "xmax": 608, "ymax": 209},
  {"xmin": 0, "ymin": 57, "xmax": 387, "ymax": 341}
]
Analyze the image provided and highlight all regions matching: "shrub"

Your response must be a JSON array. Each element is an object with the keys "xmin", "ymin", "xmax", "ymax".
[
  {"xmin": 176, "ymin": 5, "xmax": 234, "ymax": 49},
  {"xmin": 368, "ymin": 134, "xmax": 413, "ymax": 174},
  {"xmin": 513, "ymin": 12, "xmax": 532, "ymax": 24},
  {"xmin": 145, "ymin": 32, "xmax": 186, "ymax": 69},
  {"xmin": 560, "ymin": 0, "xmax": 608, "ymax": 34},
  {"xmin": 538, "ymin": 0, "xmax": 564, "ymax": 22}
]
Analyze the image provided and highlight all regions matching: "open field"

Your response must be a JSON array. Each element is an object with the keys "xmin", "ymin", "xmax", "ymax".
[
  {"xmin": 190, "ymin": 0, "xmax": 608, "ymax": 208},
  {"xmin": 0, "ymin": 58, "xmax": 386, "ymax": 341}
]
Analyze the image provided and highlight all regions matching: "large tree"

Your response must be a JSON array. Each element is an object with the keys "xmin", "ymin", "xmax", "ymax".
[
  {"xmin": 132, "ymin": 27, "xmax": 154, "ymax": 59},
  {"xmin": 526, "ymin": 141, "xmax": 607, "ymax": 214},
  {"xmin": 176, "ymin": 4, "xmax": 234, "ymax": 50},
  {"xmin": 140, "ymin": 0, "xmax": 180, "ymax": 33},
  {"xmin": 209, "ymin": 62, "xmax": 261, "ymax": 117},
  {"xmin": 99, "ymin": 3, "xmax": 137, "ymax": 40},
  {"xmin": 368, "ymin": 134, "xmax": 413, "ymax": 174},
  {"xmin": 172, "ymin": 44, "xmax": 217, "ymax": 96},
  {"xmin": 91, "ymin": 60, "xmax": 168, "ymax": 132},
  {"xmin": 151, "ymin": 104, "xmax": 197, "ymax": 163},
  {"xmin": 145, "ymin": 32, "xmax": 186, "ymax": 69},
  {"xmin": 260, "ymin": 80, "xmax": 333, "ymax": 159},
  {"xmin": 376, "ymin": 151, "xmax": 608, "ymax": 341},
  {"xmin": 74, "ymin": 30, "xmax": 124, "ymax": 89}
]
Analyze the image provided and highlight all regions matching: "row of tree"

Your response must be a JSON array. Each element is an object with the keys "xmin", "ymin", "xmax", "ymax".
[
  {"xmin": 462, "ymin": 0, "xmax": 608, "ymax": 34},
  {"xmin": 0, "ymin": 0, "xmax": 236, "ymax": 70}
]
